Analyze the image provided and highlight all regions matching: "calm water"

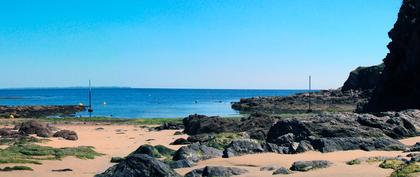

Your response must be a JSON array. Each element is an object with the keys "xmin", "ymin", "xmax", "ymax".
[{"xmin": 0, "ymin": 88, "xmax": 305, "ymax": 118}]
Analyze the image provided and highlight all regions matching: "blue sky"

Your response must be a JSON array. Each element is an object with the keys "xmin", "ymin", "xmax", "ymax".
[{"xmin": 0, "ymin": 0, "xmax": 402, "ymax": 89}]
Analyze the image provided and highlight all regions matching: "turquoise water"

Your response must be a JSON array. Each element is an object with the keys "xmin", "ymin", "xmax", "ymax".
[{"xmin": 0, "ymin": 88, "xmax": 305, "ymax": 118}]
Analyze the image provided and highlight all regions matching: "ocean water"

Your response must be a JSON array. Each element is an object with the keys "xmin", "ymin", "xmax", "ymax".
[{"xmin": 0, "ymin": 88, "xmax": 305, "ymax": 118}]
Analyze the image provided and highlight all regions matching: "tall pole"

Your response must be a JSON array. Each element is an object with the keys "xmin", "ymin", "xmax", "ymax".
[
  {"xmin": 308, "ymin": 76, "xmax": 312, "ymax": 112},
  {"xmin": 88, "ymin": 80, "xmax": 93, "ymax": 118}
]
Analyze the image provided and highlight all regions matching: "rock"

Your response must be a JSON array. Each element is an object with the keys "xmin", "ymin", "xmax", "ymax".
[
  {"xmin": 271, "ymin": 133, "xmax": 295, "ymax": 146},
  {"xmin": 406, "ymin": 142, "xmax": 420, "ymax": 152},
  {"xmin": 342, "ymin": 64, "xmax": 385, "ymax": 91},
  {"xmin": 110, "ymin": 157, "xmax": 124, "ymax": 163},
  {"xmin": 360, "ymin": 0, "xmax": 420, "ymax": 113},
  {"xmin": 185, "ymin": 166, "xmax": 248, "ymax": 177},
  {"xmin": 174, "ymin": 131, "xmax": 183, "ymax": 135},
  {"xmin": 183, "ymin": 114, "xmax": 241, "ymax": 135},
  {"xmin": 53, "ymin": 130, "xmax": 78, "ymax": 141},
  {"xmin": 172, "ymin": 144, "xmax": 223, "ymax": 163},
  {"xmin": 132, "ymin": 145, "xmax": 175, "ymax": 158},
  {"xmin": 167, "ymin": 159, "xmax": 194, "ymax": 169},
  {"xmin": 170, "ymin": 138, "xmax": 190, "ymax": 145},
  {"xmin": 154, "ymin": 122, "xmax": 184, "ymax": 131},
  {"xmin": 295, "ymin": 140, "xmax": 314, "ymax": 153},
  {"xmin": 95, "ymin": 127, "xmax": 105, "ymax": 131},
  {"xmin": 290, "ymin": 160, "xmax": 332, "ymax": 172},
  {"xmin": 18, "ymin": 120, "xmax": 54, "ymax": 137},
  {"xmin": 52, "ymin": 168, "xmax": 73, "ymax": 172},
  {"xmin": 272, "ymin": 167, "xmax": 293, "ymax": 175},
  {"xmin": 223, "ymin": 139, "xmax": 265, "ymax": 158},
  {"xmin": 260, "ymin": 165, "xmax": 280, "ymax": 171},
  {"xmin": 95, "ymin": 154, "xmax": 181, "ymax": 177},
  {"xmin": 266, "ymin": 112, "xmax": 414, "ymax": 153},
  {"xmin": 232, "ymin": 89, "xmax": 367, "ymax": 114},
  {"xmin": 187, "ymin": 134, "xmax": 216, "ymax": 143},
  {"xmin": 0, "ymin": 105, "xmax": 84, "ymax": 118}
]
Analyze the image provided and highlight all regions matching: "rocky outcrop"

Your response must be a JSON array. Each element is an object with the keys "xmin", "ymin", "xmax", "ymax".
[
  {"xmin": 0, "ymin": 105, "xmax": 85, "ymax": 118},
  {"xmin": 95, "ymin": 154, "xmax": 181, "ymax": 177},
  {"xmin": 361, "ymin": 0, "xmax": 420, "ymax": 112},
  {"xmin": 53, "ymin": 130, "xmax": 78, "ymax": 140},
  {"xmin": 184, "ymin": 166, "xmax": 248, "ymax": 177},
  {"xmin": 17, "ymin": 120, "xmax": 55, "ymax": 137},
  {"xmin": 266, "ymin": 111, "xmax": 418, "ymax": 153},
  {"xmin": 232, "ymin": 89, "xmax": 368, "ymax": 114},
  {"xmin": 342, "ymin": 64, "xmax": 385, "ymax": 91},
  {"xmin": 170, "ymin": 138, "xmax": 190, "ymax": 145},
  {"xmin": 272, "ymin": 167, "xmax": 293, "ymax": 175}
]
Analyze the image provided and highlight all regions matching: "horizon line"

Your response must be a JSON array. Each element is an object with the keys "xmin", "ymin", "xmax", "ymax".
[{"xmin": 0, "ymin": 86, "xmax": 328, "ymax": 91}]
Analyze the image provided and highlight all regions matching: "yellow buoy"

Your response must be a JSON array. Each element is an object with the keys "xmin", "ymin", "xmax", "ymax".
[{"xmin": 9, "ymin": 114, "xmax": 14, "ymax": 119}]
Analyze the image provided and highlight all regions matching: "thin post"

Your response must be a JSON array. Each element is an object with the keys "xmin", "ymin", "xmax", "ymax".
[
  {"xmin": 88, "ymin": 80, "xmax": 93, "ymax": 118},
  {"xmin": 308, "ymin": 76, "xmax": 312, "ymax": 112}
]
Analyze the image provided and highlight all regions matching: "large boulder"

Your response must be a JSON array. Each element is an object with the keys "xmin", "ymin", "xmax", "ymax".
[
  {"xmin": 342, "ymin": 64, "xmax": 385, "ymax": 91},
  {"xmin": 18, "ymin": 120, "xmax": 54, "ymax": 137},
  {"xmin": 172, "ymin": 144, "xmax": 223, "ymax": 163},
  {"xmin": 361, "ymin": 0, "xmax": 420, "ymax": 112},
  {"xmin": 184, "ymin": 166, "xmax": 248, "ymax": 177},
  {"xmin": 183, "ymin": 114, "xmax": 241, "ymax": 135},
  {"xmin": 95, "ymin": 154, "xmax": 181, "ymax": 177},
  {"xmin": 223, "ymin": 139, "xmax": 265, "ymax": 158}
]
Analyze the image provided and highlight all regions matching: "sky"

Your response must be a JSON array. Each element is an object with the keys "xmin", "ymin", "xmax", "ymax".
[{"xmin": 0, "ymin": 0, "xmax": 402, "ymax": 89}]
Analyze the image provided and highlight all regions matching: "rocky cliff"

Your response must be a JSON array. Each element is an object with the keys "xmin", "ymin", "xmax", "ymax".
[
  {"xmin": 361, "ymin": 0, "xmax": 420, "ymax": 112},
  {"xmin": 341, "ymin": 64, "xmax": 384, "ymax": 91}
]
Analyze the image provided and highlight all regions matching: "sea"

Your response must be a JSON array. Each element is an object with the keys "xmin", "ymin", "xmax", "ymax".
[{"xmin": 0, "ymin": 88, "xmax": 306, "ymax": 118}]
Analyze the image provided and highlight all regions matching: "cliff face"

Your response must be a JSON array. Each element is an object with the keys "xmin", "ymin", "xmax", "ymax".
[
  {"xmin": 361, "ymin": 0, "xmax": 420, "ymax": 112},
  {"xmin": 341, "ymin": 64, "xmax": 384, "ymax": 92}
]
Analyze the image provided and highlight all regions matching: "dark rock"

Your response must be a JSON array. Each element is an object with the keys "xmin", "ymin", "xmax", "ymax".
[
  {"xmin": 95, "ymin": 154, "xmax": 181, "ymax": 177},
  {"xmin": 174, "ymin": 131, "xmax": 183, "ymax": 135},
  {"xmin": 223, "ymin": 139, "xmax": 265, "ymax": 158},
  {"xmin": 53, "ymin": 130, "xmax": 78, "ymax": 140},
  {"xmin": 18, "ymin": 120, "xmax": 54, "ymax": 137},
  {"xmin": 155, "ymin": 122, "xmax": 184, "ymax": 131},
  {"xmin": 266, "ymin": 112, "xmax": 414, "ymax": 153},
  {"xmin": 52, "ymin": 168, "xmax": 73, "ymax": 172},
  {"xmin": 0, "ymin": 105, "xmax": 84, "ymax": 118},
  {"xmin": 290, "ymin": 160, "xmax": 332, "ymax": 172},
  {"xmin": 360, "ymin": 0, "xmax": 420, "ymax": 113},
  {"xmin": 295, "ymin": 140, "xmax": 314, "ymax": 153},
  {"xmin": 110, "ymin": 157, "xmax": 124, "ymax": 163},
  {"xmin": 232, "ymin": 89, "xmax": 368, "ymax": 114},
  {"xmin": 172, "ymin": 144, "xmax": 223, "ymax": 163},
  {"xmin": 272, "ymin": 167, "xmax": 292, "ymax": 175},
  {"xmin": 167, "ymin": 159, "xmax": 194, "ymax": 169},
  {"xmin": 260, "ymin": 165, "xmax": 280, "ymax": 171},
  {"xmin": 183, "ymin": 114, "xmax": 241, "ymax": 135},
  {"xmin": 170, "ymin": 138, "xmax": 190, "ymax": 145},
  {"xmin": 132, "ymin": 145, "xmax": 175, "ymax": 158},
  {"xmin": 342, "ymin": 64, "xmax": 385, "ymax": 91},
  {"xmin": 406, "ymin": 142, "xmax": 420, "ymax": 152},
  {"xmin": 185, "ymin": 166, "xmax": 248, "ymax": 177},
  {"xmin": 187, "ymin": 134, "xmax": 215, "ymax": 143}
]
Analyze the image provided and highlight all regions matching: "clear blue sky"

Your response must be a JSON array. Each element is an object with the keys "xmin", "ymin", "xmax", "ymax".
[{"xmin": 0, "ymin": 0, "xmax": 402, "ymax": 89}]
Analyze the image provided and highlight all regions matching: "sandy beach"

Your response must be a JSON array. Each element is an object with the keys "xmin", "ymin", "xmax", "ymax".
[{"xmin": 0, "ymin": 123, "xmax": 418, "ymax": 177}]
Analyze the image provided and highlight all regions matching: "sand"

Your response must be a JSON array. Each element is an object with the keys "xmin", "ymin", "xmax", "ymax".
[
  {"xmin": 0, "ymin": 124, "xmax": 186, "ymax": 177},
  {"xmin": 0, "ymin": 123, "xmax": 419, "ymax": 177}
]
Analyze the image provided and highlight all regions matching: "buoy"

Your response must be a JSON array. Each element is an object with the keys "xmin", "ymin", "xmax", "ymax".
[
  {"xmin": 103, "ymin": 102, "xmax": 107, "ymax": 105},
  {"xmin": 79, "ymin": 103, "xmax": 84, "ymax": 106},
  {"xmin": 9, "ymin": 114, "xmax": 14, "ymax": 119}
]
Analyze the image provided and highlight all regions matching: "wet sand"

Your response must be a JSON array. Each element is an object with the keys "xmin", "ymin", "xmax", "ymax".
[{"xmin": 0, "ymin": 123, "xmax": 419, "ymax": 177}]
